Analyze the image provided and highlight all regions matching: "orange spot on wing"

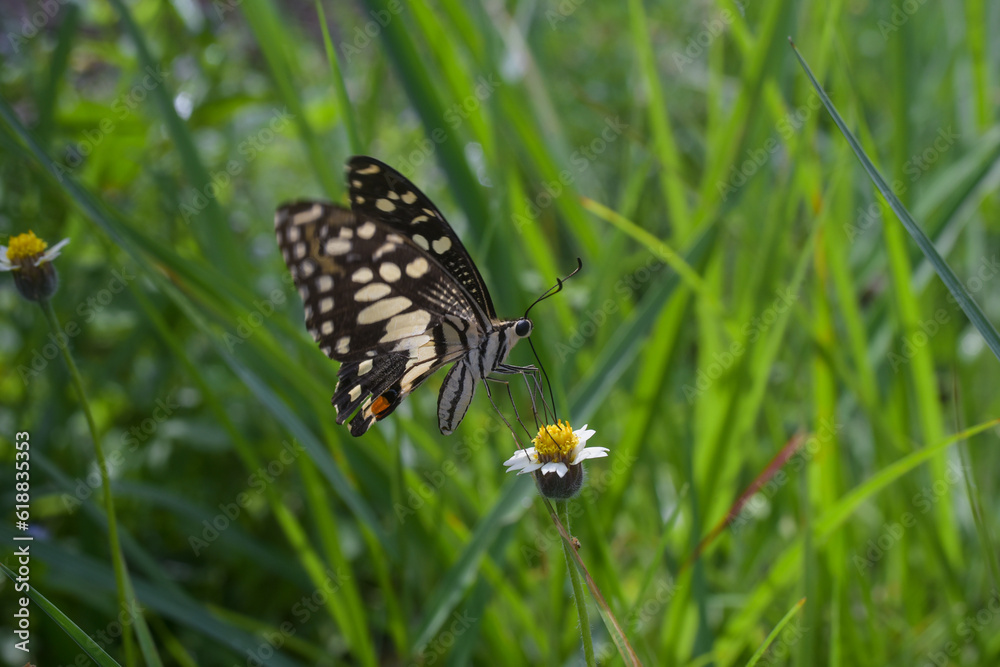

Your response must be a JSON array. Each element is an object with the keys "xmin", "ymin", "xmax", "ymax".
[{"xmin": 372, "ymin": 395, "xmax": 391, "ymax": 418}]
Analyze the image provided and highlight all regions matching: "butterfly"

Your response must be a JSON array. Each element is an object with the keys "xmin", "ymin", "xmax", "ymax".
[{"xmin": 274, "ymin": 156, "xmax": 536, "ymax": 436}]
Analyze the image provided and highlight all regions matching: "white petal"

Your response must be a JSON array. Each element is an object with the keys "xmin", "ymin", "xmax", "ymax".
[
  {"xmin": 503, "ymin": 448, "xmax": 536, "ymax": 467},
  {"xmin": 517, "ymin": 462, "xmax": 545, "ymax": 475},
  {"xmin": 541, "ymin": 462, "xmax": 569, "ymax": 477},
  {"xmin": 572, "ymin": 447, "xmax": 610, "ymax": 464},
  {"xmin": 36, "ymin": 238, "xmax": 70, "ymax": 265},
  {"xmin": 503, "ymin": 450, "xmax": 528, "ymax": 466},
  {"xmin": 574, "ymin": 426, "xmax": 596, "ymax": 446}
]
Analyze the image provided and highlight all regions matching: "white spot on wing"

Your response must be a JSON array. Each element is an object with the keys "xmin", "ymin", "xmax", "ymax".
[
  {"xmin": 379, "ymin": 262, "xmax": 401, "ymax": 282},
  {"xmin": 376, "ymin": 198, "xmax": 396, "ymax": 212},
  {"xmin": 379, "ymin": 310, "xmax": 432, "ymax": 344},
  {"xmin": 357, "ymin": 296, "xmax": 412, "ymax": 324},
  {"xmin": 352, "ymin": 267, "xmax": 373, "ymax": 283},
  {"xmin": 355, "ymin": 283, "xmax": 391, "ymax": 302},
  {"xmin": 358, "ymin": 359, "xmax": 373, "ymax": 375},
  {"xmin": 292, "ymin": 203, "xmax": 323, "ymax": 225},
  {"xmin": 357, "ymin": 164, "xmax": 381, "ymax": 175},
  {"xmin": 414, "ymin": 343, "xmax": 438, "ymax": 363},
  {"xmin": 413, "ymin": 234, "xmax": 429, "ymax": 250},
  {"xmin": 394, "ymin": 334, "xmax": 432, "ymax": 353},
  {"xmin": 373, "ymin": 242, "xmax": 397, "ymax": 260},
  {"xmin": 349, "ymin": 385, "xmax": 362, "ymax": 401},
  {"xmin": 317, "ymin": 275, "xmax": 334, "ymax": 293},
  {"xmin": 432, "ymin": 237, "xmax": 452, "ymax": 254},
  {"xmin": 325, "ymin": 238, "xmax": 351, "ymax": 255},
  {"xmin": 406, "ymin": 258, "xmax": 429, "ymax": 278},
  {"xmin": 319, "ymin": 297, "xmax": 334, "ymax": 313},
  {"xmin": 321, "ymin": 321, "xmax": 333, "ymax": 335},
  {"xmin": 401, "ymin": 191, "xmax": 418, "ymax": 205},
  {"xmin": 335, "ymin": 336, "xmax": 350, "ymax": 354},
  {"xmin": 357, "ymin": 221, "xmax": 377, "ymax": 239},
  {"xmin": 402, "ymin": 360, "xmax": 435, "ymax": 388}
]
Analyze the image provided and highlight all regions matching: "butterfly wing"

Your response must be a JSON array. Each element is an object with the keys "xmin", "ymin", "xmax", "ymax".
[
  {"xmin": 275, "ymin": 200, "xmax": 487, "ymax": 436},
  {"xmin": 345, "ymin": 156, "xmax": 498, "ymax": 320}
]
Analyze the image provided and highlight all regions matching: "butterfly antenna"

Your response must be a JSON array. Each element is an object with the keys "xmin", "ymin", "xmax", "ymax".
[
  {"xmin": 523, "ymin": 257, "xmax": 583, "ymax": 320},
  {"xmin": 521, "ymin": 258, "xmax": 583, "ymax": 425}
]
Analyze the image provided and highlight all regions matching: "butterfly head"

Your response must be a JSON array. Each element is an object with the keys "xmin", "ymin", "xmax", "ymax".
[{"xmin": 513, "ymin": 318, "xmax": 533, "ymax": 339}]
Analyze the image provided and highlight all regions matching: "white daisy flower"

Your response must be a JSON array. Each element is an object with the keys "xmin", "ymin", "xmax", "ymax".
[
  {"xmin": 1, "ymin": 231, "xmax": 69, "ymax": 271},
  {"xmin": 503, "ymin": 420, "xmax": 608, "ymax": 499},
  {"xmin": 1, "ymin": 231, "xmax": 70, "ymax": 301}
]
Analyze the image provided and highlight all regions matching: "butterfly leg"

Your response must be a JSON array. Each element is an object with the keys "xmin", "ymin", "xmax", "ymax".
[
  {"xmin": 495, "ymin": 363, "xmax": 553, "ymax": 429},
  {"xmin": 481, "ymin": 377, "xmax": 520, "ymax": 441},
  {"xmin": 493, "ymin": 364, "xmax": 540, "ymax": 422},
  {"xmin": 484, "ymin": 376, "xmax": 535, "ymax": 441}
]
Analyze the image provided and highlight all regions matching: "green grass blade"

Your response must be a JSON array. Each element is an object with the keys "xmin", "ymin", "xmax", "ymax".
[
  {"xmin": 744, "ymin": 598, "xmax": 805, "ymax": 667},
  {"xmin": 106, "ymin": 0, "xmax": 245, "ymax": 275},
  {"xmin": 790, "ymin": 40, "xmax": 1000, "ymax": 364},
  {"xmin": 316, "ymin": 1, "xmax": 362, "ymax": 155},
  {"xmin": 409, "ymin": 474, "xmax": 533, "ymax": 653},
  {"xmin": 815, "ymin": 418, "xmax": 999, "ymax": 539},
  {"xmin": 240, "ymin": 0, "xmax": 342, "ymax": 196},
  {"xmin": 0, "ymin": 563, "xmax": 121, "ymax": 667},
  {"xmin": 569, "ymin": 223, "xmax": 717, "ymax": 421},
  {"xmin": 30, "ymin": 543, "xmax": 303, "ymax": 666},
  {"xmin": 627, "ymin": 0, "xmax": 689, "ymax": 237},
  {"xmin": 357, "ymin": 0, "xmax": 488, "ymax": 235},
  {"xmin": 35, "ymin": 1, "xmax": 79, "ymax": 147}
]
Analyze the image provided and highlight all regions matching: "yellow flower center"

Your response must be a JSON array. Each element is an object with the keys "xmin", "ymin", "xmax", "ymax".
[
  {"xmin": 532, "ymin": 420, "xmax": 578, "ymax": 462},
  {"xmin": 7, "ymin": 231, "xmax": 48, "ymax": 262}
]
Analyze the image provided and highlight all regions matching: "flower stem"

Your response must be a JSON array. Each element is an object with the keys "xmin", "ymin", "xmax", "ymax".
[
  {"xmin": 40, "ymin": 298, "xmax": 136, "ymax": 666},
  {"xmin": 559, "ymin": 500, "xmax": 596, "ymax": 667}
]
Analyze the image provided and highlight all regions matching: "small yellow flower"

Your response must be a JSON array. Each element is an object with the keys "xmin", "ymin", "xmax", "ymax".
[
  {"xmin": 532, "ymin": 420, "xmax": 581, "ymax": 461},
  {"xmin": 503, "ymin": 421, "xmax": 607, "ymax": 499},
  {"xmin": 1, "ymin": 231, "xmax": 70, "ymax": 301}
]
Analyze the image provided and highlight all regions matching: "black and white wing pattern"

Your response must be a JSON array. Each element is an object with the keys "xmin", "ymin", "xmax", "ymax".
[
  {"xmin": 275, "ymin": 157, "xmax": 534, "ymax": 437},
  {"xmin": 344, "ymin": 156, "xmax": 498, "ymax": 319}
]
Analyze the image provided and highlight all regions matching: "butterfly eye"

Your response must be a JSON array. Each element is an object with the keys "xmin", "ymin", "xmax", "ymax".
[{"xmin": 515, "ymin": 319, "xmax": 532, "ymax": 338}]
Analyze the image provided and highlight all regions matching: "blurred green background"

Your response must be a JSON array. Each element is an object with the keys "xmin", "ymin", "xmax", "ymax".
[{"xmin": 2, "ymin": 0, "xmax": 1000, "ymax": 665}]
